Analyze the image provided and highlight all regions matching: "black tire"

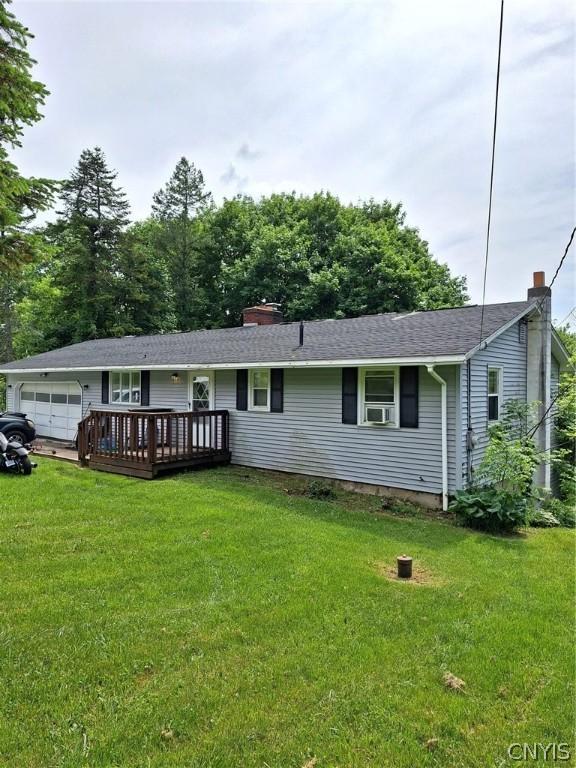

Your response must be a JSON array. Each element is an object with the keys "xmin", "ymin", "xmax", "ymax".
[
  {"xmin": 19, "ymin": 456, "xmax": 33, "ymax": 475},
  {"xmin": 5, "ymin": 430, "xmax": 26, "ymax": 445}
]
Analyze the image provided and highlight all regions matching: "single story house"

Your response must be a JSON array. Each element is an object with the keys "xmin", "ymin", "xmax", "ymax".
[{"xmin": 0, "ymin": 273, "xmax": 568, "ymax": 508}]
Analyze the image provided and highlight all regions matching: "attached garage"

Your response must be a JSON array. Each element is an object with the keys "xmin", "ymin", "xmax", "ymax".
[{"xmin": 18, "ymin": 382, "xmax": 82, "ymax": 441}]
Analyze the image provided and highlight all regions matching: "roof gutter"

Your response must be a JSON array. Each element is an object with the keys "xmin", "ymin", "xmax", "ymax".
[
  {"xmin": 0, "ymin": 354, "xmax": 466, "ymax": 375},
  {"xmin": 426, "ymin": 365, "xmax": 449, "ymax": 512}
]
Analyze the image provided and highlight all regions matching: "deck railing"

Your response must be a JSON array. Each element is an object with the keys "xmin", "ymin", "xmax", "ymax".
[{"xmin": 77, "ymin": 409, "xmax": 230, "ymax": 469}]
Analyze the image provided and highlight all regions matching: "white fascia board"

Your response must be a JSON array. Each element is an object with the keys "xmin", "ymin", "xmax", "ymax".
[
  {"xmin": 0, "ymin": 354, "xmax": 465, "ymax": 375},
  {"xmin": 551, "ymin": 329, "xmax": 571, "ymax": 369},
  {"xmin": 464, "ymin": 303, "xmax": 538, "ymax": 360}
]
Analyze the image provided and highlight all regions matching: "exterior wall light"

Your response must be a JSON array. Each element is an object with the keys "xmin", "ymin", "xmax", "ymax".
[{"xmin": 171, "ymin": 373, "xmax": 181, "ymax": 384}]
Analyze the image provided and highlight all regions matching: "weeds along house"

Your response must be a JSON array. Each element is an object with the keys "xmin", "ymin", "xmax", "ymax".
[{"xmin": 1, "ymin": 273, "xmax": 567, "ymax": 508}]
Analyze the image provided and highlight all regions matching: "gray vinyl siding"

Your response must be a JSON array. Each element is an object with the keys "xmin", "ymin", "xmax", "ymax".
[
  {"xmin": 215, "ymin": 365, "xmax": 458, "ymax": 495},
  {"xmin": 7, "ymin": 365, "xmax": 459, "ymax": 496},
  {"xmin": 459, "ymin": 321, "xmax": 527, "ymax": 485},
  {"xmin": 550, "ymin": 355, "xmax": 560, "ymax": 399},
  {"xmin": 6, "ymin": 370, "xmax": 190, "ymax": 418}
]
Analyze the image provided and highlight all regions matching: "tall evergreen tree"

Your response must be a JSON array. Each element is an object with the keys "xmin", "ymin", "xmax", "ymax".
[
  {"xmin": 52, "ymin": 148, "xmax": 130, "ymax": 343},
  {"xmin": 0, "ymin": 0, "xmax": 55, "ymax": 272},
  {"xmin": 116, "ymin": 220, "xmax": 175, "ymax": 335},
  {"xmin": 151, "ymin": 157, "xmax": 212, "ymax": 330}
]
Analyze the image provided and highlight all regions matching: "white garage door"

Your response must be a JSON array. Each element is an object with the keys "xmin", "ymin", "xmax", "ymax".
[{"xmin": 19, "ymin": 383, "xmax": 82, "ymax": 441}]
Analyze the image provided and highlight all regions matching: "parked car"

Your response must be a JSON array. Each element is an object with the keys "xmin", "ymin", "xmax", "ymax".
[{"xmin": 0, "ymin": 412, "xmax": 36, "ymax": 445}]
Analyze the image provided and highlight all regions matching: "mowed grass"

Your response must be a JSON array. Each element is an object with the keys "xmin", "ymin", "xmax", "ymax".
[{"xmin": 0, "ymin": 460, "xmax": 573, "ymax": 768}]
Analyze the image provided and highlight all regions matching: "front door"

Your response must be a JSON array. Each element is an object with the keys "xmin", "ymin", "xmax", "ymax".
[{"xmin": 188, "ymin": 372, "xmax": 214, "ymax": 448}]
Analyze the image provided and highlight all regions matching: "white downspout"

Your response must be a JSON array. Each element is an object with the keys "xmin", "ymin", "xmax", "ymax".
[{"xmin": 427, "ymin": 365, "xmax": 448, "ymax": 512}]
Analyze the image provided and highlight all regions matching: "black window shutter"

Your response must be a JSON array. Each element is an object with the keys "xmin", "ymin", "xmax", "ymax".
[
  {"xmin": 342, "ymin": 367, "xmax": 358, "ymax": 424},
  {"xmin": 400, "ymin": 366, "xmax": 419, "ymax": 428},
  {"xmin": 236, "ymin": 369, "xmax": 248, "ymax": 410},
  {"xmin": 101, "ymin": 371, "xmax": 109, "ymax": 404},
  {"xmin": 270, "ymin": 368, "xmax": 284, "ymax": 413},
  {"xmin": 141, "ymin": 370, "xmax": 150, "ymax": 407}
]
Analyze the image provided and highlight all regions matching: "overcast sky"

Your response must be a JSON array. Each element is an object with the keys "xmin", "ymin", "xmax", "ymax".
[{"xmin": 13, "ymin": 0, "xmax": 576, "ymax": 323}]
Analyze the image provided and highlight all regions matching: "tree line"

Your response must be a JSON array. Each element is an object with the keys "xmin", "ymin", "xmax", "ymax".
[{"xmin": 0, "ymin": 0, "xmax": 468, "ymax": 366}]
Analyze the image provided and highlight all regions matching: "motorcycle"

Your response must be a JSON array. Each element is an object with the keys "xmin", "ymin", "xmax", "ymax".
[{"xmin": 0, "ymin": 431, "xmax": 37, "ymax": 475}]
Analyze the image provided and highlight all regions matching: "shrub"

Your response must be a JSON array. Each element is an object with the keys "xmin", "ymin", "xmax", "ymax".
[
  {"xmin": 539, "ymin": 496, "xmax": 576, "ymax": 528},
  {"xmin": 455, "ymin": 401, "xmax": 538, "ymax": 533},
  {"xmin": 450, "ymin": 488, "xmax": 529, "ymax": 533},
  {"xmin": 306, "ymin": 479, "xmax": 336, "ymax": 500},
  {"xmin": 551, "ymin": 345, "xmax": 576, "ymax": 513},
  {"xmin": 475, "ymin": 402, "xmax": 539, "ymax": 497},
  {"xmin": 529, "ymin": 508, "xmax": 560, "ymax": 528}
]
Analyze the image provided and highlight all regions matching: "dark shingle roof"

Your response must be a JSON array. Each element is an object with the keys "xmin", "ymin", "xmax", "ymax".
[{"xmin": 0, "ymin": 301, "xmax": 534, "ymax": 371}]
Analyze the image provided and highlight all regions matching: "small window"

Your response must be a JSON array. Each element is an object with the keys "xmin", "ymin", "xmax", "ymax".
[
  {"xmin": 249, "ymin": 369, "xmax": 270, "ymax": 411},
  {"xmin": 21, "ymin": 390, "xmax": 34, "ymax": 401},
  {"xmin": 51, "ymin": 393, "xmax": 67, "ymax": 404},
  {"xmin": 191, "ymin": 374, "xmax": 211, "ymax": 411},
  {"xmin": 68, "ymin": 394, "xmax": 81, "ymax": 405},
  {"xmin": 111, "ymin": 371, "xmax": 141, "ymax": 405},
  {"xmin": 488, "ymin": 367, "xmax": 502, "ymax": 421},
  {"xmin": 36, "ymin": 392, "xmax": 50, "ymax": 402},
  {"xmin": 360, "ymin": 368, "xmax": 398, "ymax": 425}
]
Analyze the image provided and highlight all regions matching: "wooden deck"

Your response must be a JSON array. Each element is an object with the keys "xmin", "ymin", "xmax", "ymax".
[{"xmin": 77, "ymin": 409, "xmax": 231, "ymax": 479}]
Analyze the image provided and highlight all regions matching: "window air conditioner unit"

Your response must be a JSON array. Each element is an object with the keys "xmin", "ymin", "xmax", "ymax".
[{"xmin": 365, "ymin": 406, "xmax": 394, "ymax": 424}]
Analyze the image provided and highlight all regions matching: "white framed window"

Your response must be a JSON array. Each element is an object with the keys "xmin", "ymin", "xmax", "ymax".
[
  {"xmin": 487, "ymin": 367, "xmax": 503, "ymax": 422},
  {"xmin": 189, "ymin": 371, "xmax": 214, "ymax": 411},
  {"xmin": 249, "ymin": 369, "xmax": 270, "ymax": 411},
  {"xmin": 111, "ymin": 371, "xmax": 141, "ymax": 404},
  {"xmin": 359, "ymin": 367, "xmax": 399, "ymax": 426}
]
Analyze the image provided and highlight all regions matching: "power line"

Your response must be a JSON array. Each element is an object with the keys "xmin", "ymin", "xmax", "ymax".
[
  {"xmin": 548, "ymin": 226, "xmax": 575, "ymax": 291},
  {"xmin": 478, "ymin": 0, "xmax": 505, "ymax": 348},
  {"xmin": 526, "ymin": 388, "xmax": 563, "ymax": 439},
  {"xmin": 531, "ymin": 225, "xmax": 576, "ymax": 319},
  {"xmin": 557, "ymin": 306, "xmax": 576, "ymax": 327},
  {"xmin": 524, "ymin": 227, "xmax": 576, "ymax": 443}
]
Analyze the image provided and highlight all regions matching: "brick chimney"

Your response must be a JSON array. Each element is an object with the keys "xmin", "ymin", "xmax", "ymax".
[
  {"xmin": 526, "ymin": 271, "xmax": 552, "ymax": 489},
  {"xmin": 242, "ymin": 303, "xmax": 283, "ymax": 326},
  {"xmin": 527, "ymin": 270, "xmax": 551, "ymax": 300}
]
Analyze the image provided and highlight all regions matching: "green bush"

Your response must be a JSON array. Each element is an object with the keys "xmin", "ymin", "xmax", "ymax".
[
  {"xmin": 450, "ymin": 488, "xmax": 529, "ymax": 533},
  {"xmin": 306, "ymin": 479, "xmax": 336, "ymax": 500},
  {"xmin": 475, "ymin": 404, "xmax": 538, "ymax": 497},
  {"xmin": 455, "ymin": 401, "xmax": 538, "ymax": 533},
  {"xmin": 529, "ymin": 508, "xmax": 561, "ymax": 528},
  {"xmin": 539, "ymin": 496, "xmax": 575, "ymax": 528}
]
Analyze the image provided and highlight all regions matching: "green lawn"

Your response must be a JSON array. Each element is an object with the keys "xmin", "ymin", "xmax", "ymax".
[{"xmin": 0, "ymin": 459, "xmax": 573, "ymax": 768}]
